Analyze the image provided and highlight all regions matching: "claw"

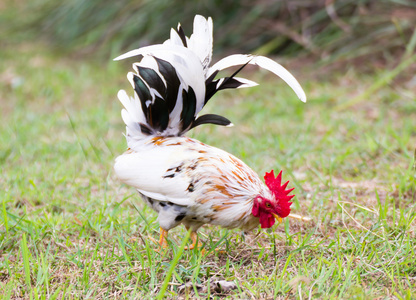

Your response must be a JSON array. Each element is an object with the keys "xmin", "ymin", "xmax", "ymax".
[
  {"xmin": 159, "ymin": 227, "xmax": 169, "ymax": 248},
  {"xmin": 184, "ymin": 231, "xmax": 202, "ymax": 250}
]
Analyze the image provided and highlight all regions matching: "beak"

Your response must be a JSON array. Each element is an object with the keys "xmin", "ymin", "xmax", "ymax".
[{"xmin": 272, "ymin": 213, "xmax": 283, "ymax": 223}]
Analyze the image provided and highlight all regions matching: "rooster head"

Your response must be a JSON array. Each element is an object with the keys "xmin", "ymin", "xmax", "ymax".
[{"xmin": 252, "ymin": 170, "xmax": 294, "ymax": 228}]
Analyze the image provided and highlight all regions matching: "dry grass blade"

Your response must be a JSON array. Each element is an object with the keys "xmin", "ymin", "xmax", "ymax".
[
  {"xmin": 337, "ymin": 201, "xmax": 385, "ymax": 241},
  {"xmin": 335, "ymin": 52, "xmax": 416, "ymax": 111},
  {"xmin": 288, "ymin": 213, "xmax": 312, "ymax": 222}
]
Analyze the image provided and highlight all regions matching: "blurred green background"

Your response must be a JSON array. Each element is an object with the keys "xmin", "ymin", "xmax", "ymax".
[{"xmin": 2, "ymin": 0, "xmax": 416, "ymax": 65}]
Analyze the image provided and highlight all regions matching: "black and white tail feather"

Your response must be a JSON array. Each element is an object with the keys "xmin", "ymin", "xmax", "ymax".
[{"xmin": 115, "ymin": 15, "xmax": 306, "ymax": 149}]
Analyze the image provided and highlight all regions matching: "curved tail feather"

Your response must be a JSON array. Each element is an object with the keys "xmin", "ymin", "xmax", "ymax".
[{"xmin": 115, "ymin": 15, "xmax": 306, "ymax": 148}]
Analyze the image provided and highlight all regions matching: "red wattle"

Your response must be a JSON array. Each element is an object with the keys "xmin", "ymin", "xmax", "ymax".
[
  {"xmin": 252, "ymin": 197, "xmax": 276, "ymax": 228},
  {"xmin": 259, "ymin": 212, "xmax": 275, "ymax": 228}
]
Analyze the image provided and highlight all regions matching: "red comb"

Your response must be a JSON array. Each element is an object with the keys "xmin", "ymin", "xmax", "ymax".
[{"xmin": 264, "ymin": 170, "xmax": 294, "ymax": 218}]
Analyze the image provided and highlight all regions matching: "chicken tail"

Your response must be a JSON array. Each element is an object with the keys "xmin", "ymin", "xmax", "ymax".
[{"xmin": 115, "ymin": 15, "xmax": 306, "ymax": 148}]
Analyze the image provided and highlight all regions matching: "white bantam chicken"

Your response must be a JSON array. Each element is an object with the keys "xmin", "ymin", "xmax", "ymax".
[{"xmin": 114, "ymin": 15, "xmax": 309, "ymax": 249}]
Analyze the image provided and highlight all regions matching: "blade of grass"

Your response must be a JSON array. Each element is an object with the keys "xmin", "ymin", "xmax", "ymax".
[
  {"xmin": 156, "ymin": 229, "xmax": 191, "ymax": 300},
  {"xmin": 405, "ymin": 28, "xmax": 416, "ymax": 57},
  {"xmin": 2, "ymin": 199, "xmax": 8, "ymax": 234},
  {"xmin": 21, "ymin": 233, "xmax": 32, "ymax": 294},
  {"xmin": 50, "ymin": 287, "xmax": 62, "ymax": 300},
  {"xmin": 3, "ymin": 280, "xmax": 13, "ymax": 300}
]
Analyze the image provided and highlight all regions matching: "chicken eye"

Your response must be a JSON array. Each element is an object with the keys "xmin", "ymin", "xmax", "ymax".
[{"xmin": 265, "ymin": 202, "xmax": 271, "ymax": 208}]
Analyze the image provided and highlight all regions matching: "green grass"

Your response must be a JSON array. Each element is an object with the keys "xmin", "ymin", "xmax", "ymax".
[{"xmin": 1, "ymin": 43, "xmax": 416, "ymax": 299}]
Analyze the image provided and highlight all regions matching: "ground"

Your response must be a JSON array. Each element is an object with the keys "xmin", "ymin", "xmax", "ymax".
[{"xmin": 1, "ymin": 44, "xmax": 415, "ymax": 299}]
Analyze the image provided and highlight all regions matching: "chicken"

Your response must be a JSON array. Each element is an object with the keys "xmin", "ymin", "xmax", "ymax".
[{"xmin": 114, "ymin": 15, "xmax": 309, "ymax": 249}]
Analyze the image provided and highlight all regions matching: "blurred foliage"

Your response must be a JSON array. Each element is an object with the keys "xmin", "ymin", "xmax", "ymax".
[{"xmin": 1, "ymin": 0, "xmax": 416, "ymax": 63}]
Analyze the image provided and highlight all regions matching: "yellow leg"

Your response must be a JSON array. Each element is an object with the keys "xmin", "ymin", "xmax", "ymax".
[
  {"xmin": 183, "ymin": 227, "xmax": 202, "ymax": 250},
  {"xmin": 159, "ymin": 227, "xmax": 169, "ymax": 248},
  {"xmin": 187, "ymin": 231, "xmax": 200, "ymax": 250}
]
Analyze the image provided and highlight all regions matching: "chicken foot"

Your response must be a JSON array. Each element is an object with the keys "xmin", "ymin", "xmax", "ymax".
[
  {"xmin": 158, "ymin": 227, "xmax": 169, "ymax": 248},
  {"xmin": 183, "ymin": 231, "xmax": 202, "ymax": 250},
  {"xmin": 151, "ymin": 227, "xmax": 203, "ymax": 251}
]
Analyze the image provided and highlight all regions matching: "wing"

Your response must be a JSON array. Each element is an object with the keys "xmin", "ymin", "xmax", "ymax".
[{"xmin": 114, "ymin": 143, "xmax": 201, "ymax": 206}]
